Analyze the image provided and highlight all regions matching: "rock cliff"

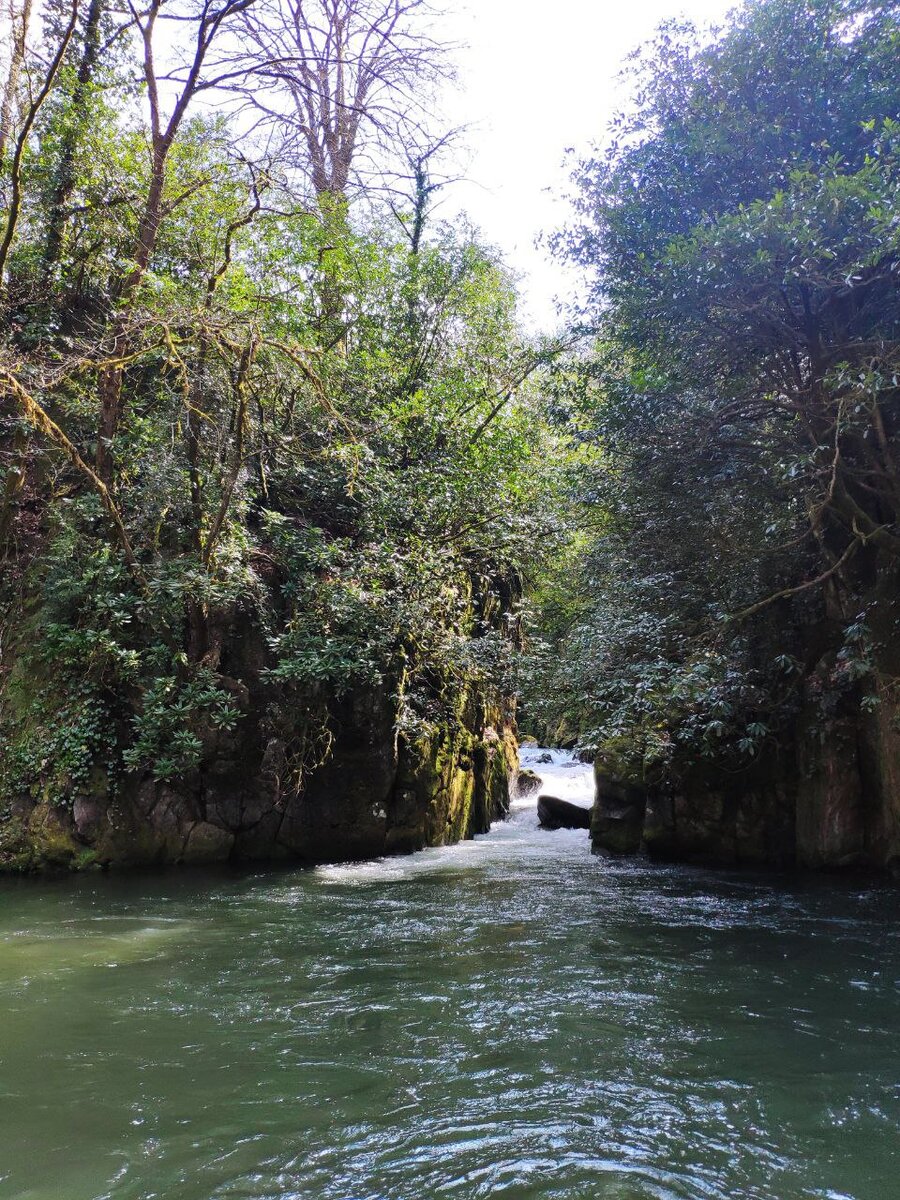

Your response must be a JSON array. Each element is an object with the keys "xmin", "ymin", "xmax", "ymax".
[
  {"xmin": 0, "ymin": 559, "xmax": 519, "ymax": 873},
  {"xmin": 0, "ymin": 675, "xmax": 517, "ymax": 872},
  {"xmin": 591, "ymin": 662, "xmax": 900, "ymax": 873}
]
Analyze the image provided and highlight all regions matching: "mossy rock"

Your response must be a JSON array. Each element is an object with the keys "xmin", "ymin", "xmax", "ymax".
[
  {"xmin": 0, "ymin": 803, "xmax": 83, "ymax": 872},
  {"xmin": 514, "ymin": 768, "xmax": 542, "ymax": 797},
  {"xmin": 0, "ymin": 817, "xmax": 36, "ymax": 872}
]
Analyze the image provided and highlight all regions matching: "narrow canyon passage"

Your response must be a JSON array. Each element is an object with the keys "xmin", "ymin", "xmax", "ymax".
[{"xmin": 1, "ymin": 749, "xmax": 897, "ymax": 1200}]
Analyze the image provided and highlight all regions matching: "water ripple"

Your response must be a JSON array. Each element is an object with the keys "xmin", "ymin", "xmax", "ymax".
[{"xmin": 0, "ymin": 750, "xmax": 898, "ymax": 1200}]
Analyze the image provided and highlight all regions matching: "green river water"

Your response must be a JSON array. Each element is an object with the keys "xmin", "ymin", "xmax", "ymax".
[{"xmin": 1, "ymin": 748, "xmax": 898, "ymax": 1200}]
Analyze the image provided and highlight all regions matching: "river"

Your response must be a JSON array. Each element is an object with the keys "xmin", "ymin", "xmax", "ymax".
[{"xmin": 0, "ymin": 747, "xmax": 898, "ymax": 1200}]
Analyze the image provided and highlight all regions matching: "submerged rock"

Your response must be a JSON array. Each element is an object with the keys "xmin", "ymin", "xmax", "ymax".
[
  {"xmin": 514, "ymin": 768, "xmax": 542, "ymax": 798},
  {"xmin": 537, "ymin": 794, "xmax": 591, "ymax": 831}
]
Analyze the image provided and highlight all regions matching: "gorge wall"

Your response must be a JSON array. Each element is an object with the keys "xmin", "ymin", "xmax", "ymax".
[
  {"xmin": 0, "ymin": 548, "xmax": 519, "ymax": 873},
  {"xmin": 0, "ymin": 673, "xmax": 517, "ymax": 873},
  {"xmin": 592, "ymin": 647, "xmax": 900, "ymax": 873}
]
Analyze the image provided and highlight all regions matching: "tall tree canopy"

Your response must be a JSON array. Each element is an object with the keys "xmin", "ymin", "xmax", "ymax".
[
  {"xmin": 532, "ymin": 0, "xmax": 900, "ymax": 776},
  {"xmin": 0, "ymin": 0, "xmax": 559, "ymax": 809}
]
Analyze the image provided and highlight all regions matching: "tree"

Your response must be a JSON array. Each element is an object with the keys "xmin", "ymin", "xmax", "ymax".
[
  {"xmin": 541, "ymin": 0, "xmax": 900, "ymax": 774},
  {"xmin": 0, "ymin": 0, "xmax": 35, "ymax": 164},
  {"xmin": 0, "ymin": 0, "xmax": 554, "ymax": 823},
  {"xmin": 237, "ymin": 0, "xmax": 449, "ymax": 203},
  {"xmin": 93, "ymin": 0, "xmax": 257, "ymax": 483},
  {"xmin": 0, "ymin": 0, "xmax": 80, "ymax": 287}
]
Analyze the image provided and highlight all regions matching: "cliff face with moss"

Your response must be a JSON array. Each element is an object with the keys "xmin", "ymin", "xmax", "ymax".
[
  {"xmin": 0, "ymin": 578, "xmax": 519, "ymax": 873},
  {"xmin": 1, "ymin": 353, "xmax": 531, "ymax": 876},
  {"xmin": 0, "ymin": 688, "xmax": 517, "ymax": 874},
  {"xmin": 591, "ymin": 598, "xmax": 900, "ymax": 873},
  {"xmin": 0, "ymin": 0, "xmax": 561, "ymax": 874}
]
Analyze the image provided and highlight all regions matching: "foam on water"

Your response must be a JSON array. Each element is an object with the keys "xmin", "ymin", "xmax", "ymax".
[{"xmin": 515, "ymin": 744, "xmax": 594, "ymax": 807}]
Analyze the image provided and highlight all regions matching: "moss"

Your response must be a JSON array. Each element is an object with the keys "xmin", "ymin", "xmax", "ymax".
[
  {"xmin": 597, "ymin": 815, "xmax": 646, "ymax": 856},
  {"xmin": 27, "ymin": 803, "xmax": 81, "ymax": 867},
  {"xmin": 93, "ymin": 802, "xmax": 168, "ymax": 868},
  {"xmin": 444, "ymin": 757, "xmax": 475, "ymax": 842},
  {"xmin": 396, "ymin": 716, "xmax": 487, "ymax": 847},
  {"xmin": 0, "ymin": 817, "xmax": 36, "ymax": 872},
  {"xmin": 0, "ymin": 804, "xmax": 85, "ymax": 872},
  {"xmin": 515, "ymin": 767, "xmax": 541, "ymax": 795},
  {"xmin": 72, "ymin": 848, "xmax": 101, "ymax": 871}
]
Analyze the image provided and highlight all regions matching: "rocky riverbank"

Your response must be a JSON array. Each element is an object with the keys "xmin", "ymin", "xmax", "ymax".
[
  {"xmin": 591, "ymin": 675, "xmax": 900, "ymax": 873},
  {"xmin": 0, "ymin": 671, "xmax": 518, "ymax": 873}
]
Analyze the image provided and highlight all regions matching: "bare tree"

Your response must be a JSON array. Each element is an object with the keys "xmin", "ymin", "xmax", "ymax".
[
  {"xmin": 237, "ymin": 0, "xmax": 450, "ymax": 202},
  {"xmin": 385, "ymin": 129, "xmax": 460, "ymax": 254}
]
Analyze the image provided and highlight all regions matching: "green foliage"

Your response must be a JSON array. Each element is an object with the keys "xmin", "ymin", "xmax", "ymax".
[
  {"xmin": 0, "ymin": 506, "xmax": 250, "ymax": 800},
  {"xmin": 0, "ymin": 10, "xmax": 563, "ymax": 815},
  {"xmin": 1, "ymin": 681, "xmax": 111, "ymax": 810},
  {"xmin": 122, "ymin": 671, "xmax": 240, "ymax": 782},
  {"xmin": 531, "ymin": 0, "xmax": 900, "ymax": 773}
]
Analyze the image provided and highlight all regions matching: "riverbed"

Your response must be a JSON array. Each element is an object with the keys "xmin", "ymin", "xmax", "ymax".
[{"xmin": 1, "ymin": 748, "xmax": 898, "ymax": 1199}]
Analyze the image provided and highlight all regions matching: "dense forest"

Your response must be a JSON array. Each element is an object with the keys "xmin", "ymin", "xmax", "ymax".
[
  {"xmin": 527, "ymin": 0, "xmax": 900, "ymax": 870},
  {"xmin": 2, "ymin": 0, "xmax": 900, "ymax": 873},
  {"xmin": 0, "ymin": 0, "xmax": 566, "ymax": 868}
]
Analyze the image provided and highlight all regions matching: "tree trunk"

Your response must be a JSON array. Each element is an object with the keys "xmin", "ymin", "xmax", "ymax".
[
  {"xmin": 0, "ymin": 421, "xmax": 28, "ymax": 551},
  {"xmin": 0, "ymin": 0, "xmax": 33, "ymax": 163},
  {"xmin": 42, "ymin": 0, "xmax": 104, "ymax": 281},
  {"xmin": 95, "ymin": 145, "xmax": 167, "ymax": 483}
]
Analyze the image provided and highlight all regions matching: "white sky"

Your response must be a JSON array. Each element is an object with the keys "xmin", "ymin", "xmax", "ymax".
[{"xmin": 436, "ymin": 0, "xmax": 736, "ymax": 330}]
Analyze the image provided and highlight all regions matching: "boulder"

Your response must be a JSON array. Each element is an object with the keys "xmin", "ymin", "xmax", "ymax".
[
  {"xmin": 537, "ymin": 794, "xmax": 591, "ymax": 830},
  {"xmin": 514, "ymin": 768, "xmax": 542, "ymax": 798}
]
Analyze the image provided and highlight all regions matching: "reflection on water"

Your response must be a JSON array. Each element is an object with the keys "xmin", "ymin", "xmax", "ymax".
[
  {"xmin": 0, "ymin": 919, "xmax": 195, "ymax": 982},
  {"xmin": 0, "ymin": 747, "xmax": 897, "ymax": 1200}
]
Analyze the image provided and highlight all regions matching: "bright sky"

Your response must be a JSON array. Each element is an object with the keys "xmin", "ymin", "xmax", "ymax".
[{"xmin": 438, "ymin": 0, "xmax": 736, "ymax": 330}]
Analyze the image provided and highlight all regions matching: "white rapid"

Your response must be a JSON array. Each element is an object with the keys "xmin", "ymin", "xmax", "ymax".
[{"xmin": 515, "ymin": 744, "xmax": 595, "ymax": 808}]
